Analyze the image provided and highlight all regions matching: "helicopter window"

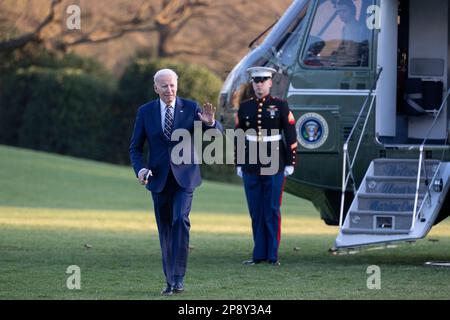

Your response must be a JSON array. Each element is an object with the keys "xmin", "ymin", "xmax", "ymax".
[
  {"xmin": 272, "ymin": 0, "xmax": 312, "ymax": 67},
  {"xmin": 301, "ymin": 0, "xmax": 373, "ymax": 68}
]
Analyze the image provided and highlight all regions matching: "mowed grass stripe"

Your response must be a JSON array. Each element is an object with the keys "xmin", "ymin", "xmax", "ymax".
[
  {"xmin": 0, "ymin": 145, "xmax": 316, "ymax": 217},
  {"xmin": 2, "ymin": 206, "xmax": 449, "ymax": 237},
  {"xmin": 0, "ymin": 206, "xmax": 339, "ymax": 235}
]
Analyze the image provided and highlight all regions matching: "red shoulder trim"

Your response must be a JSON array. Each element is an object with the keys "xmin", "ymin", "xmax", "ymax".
[{"xmin": 288, "ymin": 111, "xmax": 295, "ymax": 125}]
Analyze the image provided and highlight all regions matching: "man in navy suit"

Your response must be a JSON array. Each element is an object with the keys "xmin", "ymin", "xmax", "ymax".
[{"xmin": 129, "ymin": 68, "xmax": 222, "ymax": 296}]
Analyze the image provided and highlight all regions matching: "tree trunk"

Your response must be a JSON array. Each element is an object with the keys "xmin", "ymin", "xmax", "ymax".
[{"xmin": 156, "ymin": 23, "xmax": 172, "ymax": 57}]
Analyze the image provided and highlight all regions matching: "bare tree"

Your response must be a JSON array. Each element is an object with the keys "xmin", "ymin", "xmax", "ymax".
[
  {"xmin": 0, "ymin": 0, "xmax": 61, "ymax": 51},
  {"xmin": 1, "ymin": 1, "xmax": 244, "ymax": 51},
  {"xmin": 0, "ymin": 0, "xmax": 290, "ymax": 75}
]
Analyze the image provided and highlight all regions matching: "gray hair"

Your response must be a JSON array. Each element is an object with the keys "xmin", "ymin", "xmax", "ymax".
[{"xmin": 154, "ymin": 68, "xmax": 178, "ymax": 83}]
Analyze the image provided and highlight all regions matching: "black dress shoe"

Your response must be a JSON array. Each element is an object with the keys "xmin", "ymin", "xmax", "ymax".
[
  {"xmin": 161, "ymin": 285, "xmax": 174, "ymax": 296},
  {"xmin": 268, "ymin": 260, "xmax": 280, "ymax": 266},
  {"xmin": 243, "ymin": 259, "xmax": 264, "ymax": 265},
  {"xmin": 173, "ymin": 282, "xmax": 184, "ymax": 294}
]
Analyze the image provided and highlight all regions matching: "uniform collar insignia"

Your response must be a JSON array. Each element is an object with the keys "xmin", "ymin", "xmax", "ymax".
[{"xmin": 255, "ymin": 95, "xmax": 271, "ymax": 103}]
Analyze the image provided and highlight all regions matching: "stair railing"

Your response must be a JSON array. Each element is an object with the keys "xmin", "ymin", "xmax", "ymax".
[
  {"xmin": 339, "ymin": 67, "xmax": 383, "ymax": 228},
  {"xmin": 411, "ymin": 88, "xmax": 450, "ymax": 231}
]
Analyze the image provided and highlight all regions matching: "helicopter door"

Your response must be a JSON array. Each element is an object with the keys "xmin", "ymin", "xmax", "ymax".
[
  {"xmin": 405, "ymin": 0, "xmax": 448, "ymax": 140},
  {"xmin": 394, "ymin": 0, "xmax": 449, "ymax": 144}
]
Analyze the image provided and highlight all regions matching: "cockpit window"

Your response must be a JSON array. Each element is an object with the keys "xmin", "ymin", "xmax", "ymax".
[
  {"xmin": 272, "ymin": 0, "xmax": 312, "ymax": 67},
  {"xmin": 301, "ymin": 0, "xmax": 373, "ymax": 68}
]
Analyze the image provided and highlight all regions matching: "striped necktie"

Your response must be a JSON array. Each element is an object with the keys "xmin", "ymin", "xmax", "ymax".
[{"xmin": 163, "ymin": 105, "xmax": 174, "ymax": 140}]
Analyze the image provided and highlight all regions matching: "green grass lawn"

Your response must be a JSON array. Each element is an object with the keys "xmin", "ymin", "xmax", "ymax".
[{"xmin": 1, "ymin": 144, "xmax": 450, "ymax": 299}]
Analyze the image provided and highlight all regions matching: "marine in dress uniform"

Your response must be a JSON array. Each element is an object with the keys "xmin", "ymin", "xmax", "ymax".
[{"xmin": 235, "ymin": 66, "xmax": 297, "ymax": 266}]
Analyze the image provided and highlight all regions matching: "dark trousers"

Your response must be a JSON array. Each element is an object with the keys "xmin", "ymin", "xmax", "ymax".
[
  {"xmin": 242, "ymin": 171, "xmax": 285, "ymax": 262},
  {"xmin": 151, "ymin": 169, "xmax": 193, "ymax": 286}
]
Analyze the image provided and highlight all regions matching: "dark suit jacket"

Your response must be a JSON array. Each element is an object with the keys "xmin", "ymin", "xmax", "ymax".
[{"xmin": 129, "ymin": 97, "xmax": 223, "ymax": 192}]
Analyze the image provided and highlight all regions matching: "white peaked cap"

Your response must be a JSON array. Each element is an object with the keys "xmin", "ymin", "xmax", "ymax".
[{"xmin": 247, "ymin": 66, "xmax": 277, "ymax": 78}]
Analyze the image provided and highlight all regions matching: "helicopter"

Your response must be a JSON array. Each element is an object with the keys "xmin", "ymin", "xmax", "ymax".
[{"xmin": 218, "ymin": 0, "xmax": 450, "ymax": 249}]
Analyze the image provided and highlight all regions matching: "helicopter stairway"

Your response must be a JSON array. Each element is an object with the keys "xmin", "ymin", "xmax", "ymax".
[{"xmin": 334, "ymin": 158, "xmax": 450, "ymax": 249}]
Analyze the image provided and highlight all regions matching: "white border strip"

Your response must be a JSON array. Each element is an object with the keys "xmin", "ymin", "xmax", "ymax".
[{"xmin": 288, "ymin": 87, "xmax": 374, "ymax": 97}]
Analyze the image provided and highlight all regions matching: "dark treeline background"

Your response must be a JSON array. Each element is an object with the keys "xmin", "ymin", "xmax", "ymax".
[{"xmin": 0, "ymin": 48, "xmax": 236, "ymax": 181}]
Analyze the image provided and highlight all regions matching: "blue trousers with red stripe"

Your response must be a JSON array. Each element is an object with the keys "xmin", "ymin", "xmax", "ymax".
[{"xmin": 242, "ymin": 171, "xmax": 285, "ymax": 262}]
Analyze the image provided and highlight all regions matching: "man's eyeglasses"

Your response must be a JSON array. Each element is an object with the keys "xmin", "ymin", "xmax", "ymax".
[{"xmin": 252, "ymin": 77, "xmax": 271, "ymax": 83}]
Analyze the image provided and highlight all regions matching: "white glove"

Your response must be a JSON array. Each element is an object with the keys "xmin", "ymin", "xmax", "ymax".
[
  {"xmin": 236, "ymin": 166, "xmax": 243, "ymax": 178},
  {"xmin": 138, "ymin": 168, "xmax": 153, "ymax": 185},
  {"xmin": 284, "ymin": 166, "xmax": 294, "ymax": 177}
]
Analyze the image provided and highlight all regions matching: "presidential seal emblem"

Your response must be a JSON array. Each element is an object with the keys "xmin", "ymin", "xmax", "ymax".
[{"xmin": 296, "ymin": 113, "xmax": 329, "ymax": 149}]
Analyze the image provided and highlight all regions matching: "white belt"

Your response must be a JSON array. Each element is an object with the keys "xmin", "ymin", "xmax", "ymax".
[{"xmin": 246, "ymin": 134, "xmax": 282, "ymax": 142}]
